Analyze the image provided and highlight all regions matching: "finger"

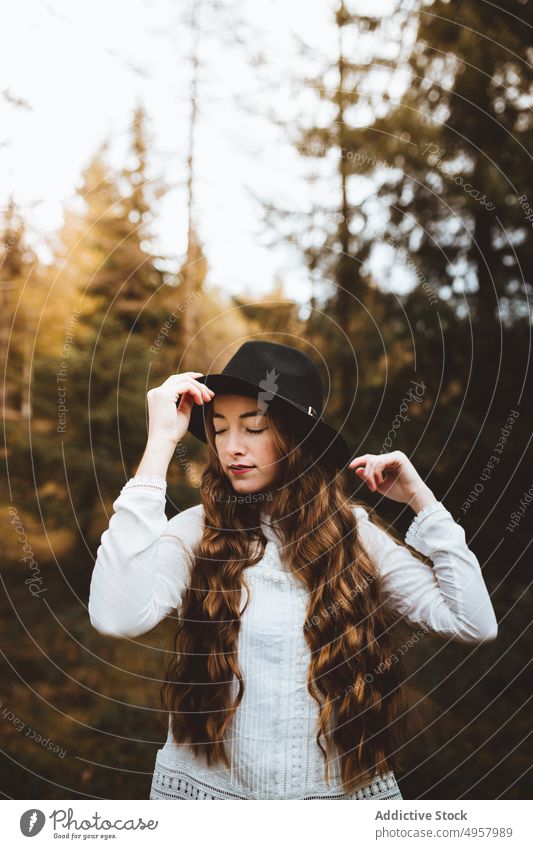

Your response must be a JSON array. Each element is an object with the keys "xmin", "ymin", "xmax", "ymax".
[
  {"xmin": 363, "ymin": 459, "xmax": 377, "ymax": 490},
  {"xmin": 188, "ymin": 378, "xmax": 215, "ymax": 402},
  {"xmin": 365, "ymin": 465, "xmax": 375, "ymax": 490},
  {"xmin": 171, "ymin": 373, "xmax": 214, "ymax": 398},
  {"xmin": 195, "ymin": 382, "xmax": 215, "ymax": 400},
  {"xmin": 176, "ymin": 393, "xmax": 193, "ymax": 414},
  {"xmin": 177, "ymin": 379, "xmax": 205, "ymax": 405},
  {"xmin": 355, "ymin": 467, "xmax": 371, "ymax": 487},
  {"xmin": 190, "ymin": 376, "xmax": 215, "ymax": 399},
  {"xmin": 348, "ymin": 455, "xmax": 368, "ymax": 468},
  {"xmin": 168, "ymin": 371, "xmax": 203, "ymax": 383},
  {"xmin": 375, "ymin": 458, "xmax": 393, "ymax": 484},
  {"xmin": 373, "ymin": 462, "xmax": 385, "ymax": 485}
]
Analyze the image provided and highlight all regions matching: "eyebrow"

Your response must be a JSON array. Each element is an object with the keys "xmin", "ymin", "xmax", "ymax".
[{"xmin": 212, "ymin": 409, "xmax": 267, "ymax": 420}]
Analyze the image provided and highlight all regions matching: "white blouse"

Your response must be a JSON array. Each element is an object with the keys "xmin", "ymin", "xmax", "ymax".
[{"xmin": 88, "ymin": 474, "xmax": 498, "ymax": 800}]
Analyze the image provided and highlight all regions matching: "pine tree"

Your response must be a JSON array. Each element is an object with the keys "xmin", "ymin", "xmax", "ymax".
[
  {"xmin": 0, "ymin": 197, "xmax": 40, "ymax": 421},
  {"xmin": 30, "ymin": 108, "xmax": 175, "ymax": 555},
  {"xmin": 351, "ymin": 0, "xmax": 533, "ymax": 460},
  {"xmin": 260, "ymin": 1, "xmax": 414, "ymax": 422},
  {"xmin": 362, "ymin": 0, "xmax": 533, "ymax": 326}
]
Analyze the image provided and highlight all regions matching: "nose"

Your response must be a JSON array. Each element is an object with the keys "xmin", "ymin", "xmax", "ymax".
[{"xmin": 226, "ymin": 430, "xmax": 247, "ymax": 456}]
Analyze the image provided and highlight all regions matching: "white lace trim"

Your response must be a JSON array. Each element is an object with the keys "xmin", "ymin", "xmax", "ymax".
[
  {"xmin": 149, "ymin": 759, "xmax": 403, "ymax": 800},
  {"xmin": 122, "ymin": 474, "xmax": 167, "ymax": 494},
  {"xmin": 405, "ymin": 500, "xmax": 448, "ymax": 547}
]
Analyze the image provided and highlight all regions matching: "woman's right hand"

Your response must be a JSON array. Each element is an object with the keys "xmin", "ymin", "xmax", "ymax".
[{"xmin": 146, "ymin": 372, "xmax": 215, "ymax": 447}]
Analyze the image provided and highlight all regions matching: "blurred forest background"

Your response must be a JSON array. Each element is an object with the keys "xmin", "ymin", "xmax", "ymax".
[{"xmin": 1, "ymin": 0, "xmax": 531, "ymax": 800}]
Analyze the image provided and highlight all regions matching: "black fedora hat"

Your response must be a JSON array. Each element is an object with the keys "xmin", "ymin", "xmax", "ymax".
[{"xmin": 185, "ymin": 340, "xmax": 352, "ymax": 469}]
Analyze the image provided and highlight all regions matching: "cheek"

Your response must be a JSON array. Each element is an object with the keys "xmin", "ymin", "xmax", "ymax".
[{"xmin": 259, "ymin": 439, "xmax": 280, "ymax": 468}]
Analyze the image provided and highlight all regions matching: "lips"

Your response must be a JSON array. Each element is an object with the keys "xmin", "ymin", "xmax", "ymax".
[{"xmin": 230, "ymin": 465, "xmax": 254, "ymax": 469}]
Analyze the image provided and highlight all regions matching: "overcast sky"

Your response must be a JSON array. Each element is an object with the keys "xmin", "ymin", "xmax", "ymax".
[{"xmin": 1, "ymin": 0, "xmax": 413, "ymax": 304}]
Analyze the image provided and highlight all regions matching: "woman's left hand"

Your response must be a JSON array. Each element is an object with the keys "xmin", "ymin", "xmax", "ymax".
[{"xmin": 348, "ymin": 450, "xmax": 435, "ymax": 508}]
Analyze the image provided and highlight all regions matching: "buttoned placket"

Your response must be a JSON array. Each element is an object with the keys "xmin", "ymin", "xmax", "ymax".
[
  {"xmin": 289, "ymin": 602, "xmax": 312, "ymax": 796},
  {"xmin": 261, "ymin": 529, "xmax": 311, "ymax": 798}
]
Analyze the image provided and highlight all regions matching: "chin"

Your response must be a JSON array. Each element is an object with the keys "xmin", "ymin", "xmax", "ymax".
[
  {"xmin": 228, "ymin": 475, "xmax": 265, "ymax": 493},
  {"xmin": 229, "ymin": 480, "xmax": 261, "ymax": 492}
]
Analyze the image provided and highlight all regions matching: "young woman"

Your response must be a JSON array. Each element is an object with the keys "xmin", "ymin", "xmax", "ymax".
[{"xmin": 89, "ymin": 340, "xmax": 498, "ymax": 800}]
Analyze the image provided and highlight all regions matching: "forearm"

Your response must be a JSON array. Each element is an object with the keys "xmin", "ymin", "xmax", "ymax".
[
  {"xmin": 363, "ymin": 501, "xmax": 499, "ymax": 644},
  {"xmin": 404, "ymin": 506, "xmax": 498, "ymax": 642},
  {"xmin": 135, "ymin": 437, "xmax": 176, "ymax": 479},
  {"xmin": 406, "ymin": 483, "xmax": 438, "ymax": 514}
]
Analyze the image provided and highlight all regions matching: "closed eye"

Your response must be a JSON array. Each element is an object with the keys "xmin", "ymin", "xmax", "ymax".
[{"xmin": 214, "ymin": 428, "xmax": 268, "ymax": 435}]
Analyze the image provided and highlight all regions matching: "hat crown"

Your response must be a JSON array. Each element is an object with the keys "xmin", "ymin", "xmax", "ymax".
[{"xmin": 221, "ymin": 341, "xmax": 324, "ymax": 416}]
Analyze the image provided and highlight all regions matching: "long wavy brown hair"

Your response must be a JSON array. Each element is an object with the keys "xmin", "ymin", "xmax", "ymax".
[{"xmin": 160, "ymin": 395, "xmax": 428, "ymax": 794}]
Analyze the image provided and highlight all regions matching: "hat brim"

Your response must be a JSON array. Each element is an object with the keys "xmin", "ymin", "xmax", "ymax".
[{"xmin": 186, "ymin": 373, "xmax": 352, "ymax": 470}]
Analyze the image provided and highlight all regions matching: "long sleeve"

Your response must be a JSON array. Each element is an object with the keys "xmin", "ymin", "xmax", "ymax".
[
  {"xmin": 88, "ymin": 475, "xmax": 204, "ymax": 638},
  {"xmin": 354, "ymin": 501, "xmax": 498, "ymax": 644}
]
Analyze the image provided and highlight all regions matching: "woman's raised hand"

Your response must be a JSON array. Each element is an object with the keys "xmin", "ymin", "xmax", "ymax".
[
  {"xmin": 349, "ymin": 450, "xmax": 435, "ymax": 510},
  {"xmin": 146, "ymin": 372, "xmax": 215, "ymax": 447}
]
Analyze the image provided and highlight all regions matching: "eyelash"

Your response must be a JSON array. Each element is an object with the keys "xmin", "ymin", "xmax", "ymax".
[{"xmin": 214, "ymin": 428, "xmax": 267, "ymax": 436}]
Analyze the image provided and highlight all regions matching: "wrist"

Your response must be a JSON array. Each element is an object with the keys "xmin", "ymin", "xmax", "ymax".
[
  {"xmin": 146, "ymin": 433, "xmax": 178, "ymax": 451},
  {"xmin": 406, "ymin": 484, "xmax": 438, "ymax": 514},
  {"xmin": 136, "ymin": 437, "xmax": 176, "ymax": 478}
]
